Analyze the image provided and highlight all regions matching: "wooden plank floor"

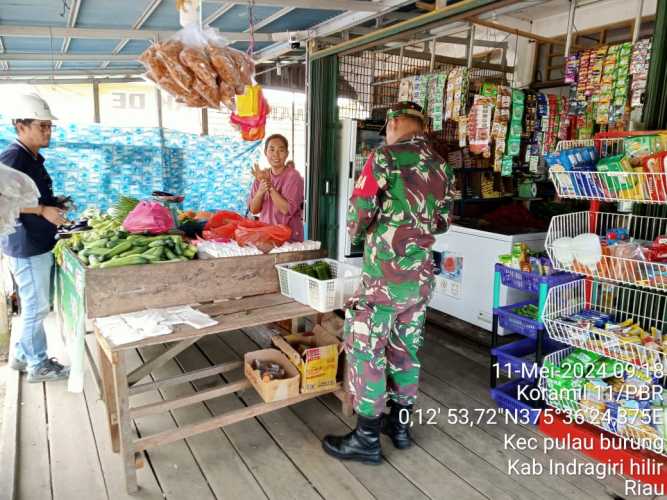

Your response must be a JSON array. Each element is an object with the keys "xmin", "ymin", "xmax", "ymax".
[{"xmin": 6, "ymin": 317, "xmax": 647, "ymax": 500}]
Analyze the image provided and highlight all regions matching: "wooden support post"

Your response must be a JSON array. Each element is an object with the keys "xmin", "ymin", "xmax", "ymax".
[
  {"xmin": 111, "ymin": 352, "xmax": 139, "ymax": 494},
  {"xmin": 98, "ymin": 343, "xmax": 120, "ymax": 453},
  {"xmin": 0, "ymin": 253, "xmax": 10, "ymax": 353},
  {"xmin": 126, "ymin": 337, "xmax": 199, "ymax": 385}
]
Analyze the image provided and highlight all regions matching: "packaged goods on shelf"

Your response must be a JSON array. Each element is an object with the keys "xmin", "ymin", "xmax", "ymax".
[{"xmin": 540, "ymin": 348, "xmax": 666, "ymax": 455}]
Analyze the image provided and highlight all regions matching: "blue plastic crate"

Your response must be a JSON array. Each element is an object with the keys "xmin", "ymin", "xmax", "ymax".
[
  {"xmin": 491, "ymin": 337, "xmax": 566, "ymax": 381},
  {"xmin": 494, "ymin": 300, "xmax": 543, "ymax": 337},
  {"xmin": 490, "ymin": 379, "xmax": 543, "ymax": 425},
  {"xmin": 495, "ymin": 264, "xmax": 579, "ymax": 294}
]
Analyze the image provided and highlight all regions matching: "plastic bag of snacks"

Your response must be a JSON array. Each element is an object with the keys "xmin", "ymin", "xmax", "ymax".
[
  {"xmin": 123, "ymin": 201, "xmax": 175, "ymax": 234},
  {"xmin": 139, "ymin": 24, "xmax": 255, "ymax": 110}
]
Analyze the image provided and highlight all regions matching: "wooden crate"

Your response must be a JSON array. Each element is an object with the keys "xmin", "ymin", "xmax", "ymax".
[
  {"xmin": 59, "ymin": 247, "xmax": 326, "ymax": 318},
  {"xmin": 244, "ymin": 349, "xmax": 300, "ymax": 402}
]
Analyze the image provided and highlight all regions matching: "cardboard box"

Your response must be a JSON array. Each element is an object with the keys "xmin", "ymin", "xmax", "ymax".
[
  {"xmin": 272, "ymin": 325, "xmax": 341, "ymax": 393},
  {"xmin": 244, "ymin": 349, "xmax": 300, "ymax": 402}
]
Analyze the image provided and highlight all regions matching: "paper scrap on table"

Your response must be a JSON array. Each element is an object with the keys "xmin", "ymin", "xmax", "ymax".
[{"xmin": 96, "ymin": 306, "xmax": 217, "ymax": 346}]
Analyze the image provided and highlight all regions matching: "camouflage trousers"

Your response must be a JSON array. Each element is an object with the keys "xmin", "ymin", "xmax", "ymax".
[{"xmin": 343, "ymin": 295, "xmax": 430, "ymax": 418}]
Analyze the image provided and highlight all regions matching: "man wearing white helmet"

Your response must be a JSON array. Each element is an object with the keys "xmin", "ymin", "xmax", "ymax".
[{"xmin": 1, "ymin": 94, "xmax": 70, "ymax": 383}]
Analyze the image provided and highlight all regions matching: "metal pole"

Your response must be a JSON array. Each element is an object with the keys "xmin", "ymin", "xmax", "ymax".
[
  {"xmin": 398, "ymin": 45, "xmax": 405, "ymax": 79},
  {"xmin": 430, "ymin": 37, "xmax": 437, "ymax": 72},
  {"xmin": 92, "ymin": 81, "xmax": 100, "ymax": 123},
  {"xmin": 564, "ymin": 0, "xmax": 577, "ymax": 58},
  {"xmin": 632, "ymin": 0, "xmax": 644, "ymax": 43},
  {"xmin": 201, "ymin": 108, "xmax": 209, "ymax": 136},
  {"xmin": 156, "ymin": 88, "xmax": 163, "ymax": 129},
  {"xmin": 466, "ymin": 23, "xmax": 475, "ymax": 69}
]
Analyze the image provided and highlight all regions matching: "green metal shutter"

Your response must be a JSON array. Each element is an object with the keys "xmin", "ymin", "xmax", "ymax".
[
  {"xmin": 307, "ymin": 55, "xmax": 339, "ymax": 257},
  {"xmin": 643, "ymin": 0, "xmax": 667, "ymax": 129}
]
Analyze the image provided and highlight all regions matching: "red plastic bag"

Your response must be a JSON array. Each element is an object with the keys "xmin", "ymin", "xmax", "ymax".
[
  {"xmin": 122, "ymin": 201, "xmax": 175, "ymax": 234},
  {"xmin": 202, "ymin": 221, "xmax": 240, "ymax": 241},
  {"xmin": 204, "ymin": 210, "xmax": 244, "ymax": 231},
  {"xmin": 234, "ymin": 223, "xmax": 291, "ymax": 253}
]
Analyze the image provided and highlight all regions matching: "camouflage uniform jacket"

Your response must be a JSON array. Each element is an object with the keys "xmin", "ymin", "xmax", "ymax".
[{"xmin": 347, "ymin": 134, "xmax": 454, "ymax": 306}]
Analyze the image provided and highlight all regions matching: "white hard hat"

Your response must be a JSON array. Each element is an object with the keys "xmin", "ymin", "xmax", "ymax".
[{"xmin": 8, "ymin": 94, "xmax": 58, "ymax": 121}]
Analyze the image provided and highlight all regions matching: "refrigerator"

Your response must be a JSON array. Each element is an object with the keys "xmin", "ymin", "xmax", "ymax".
[
  {"xmin": 336, "ymin": 118, "xmax": 384, "ymax": 265},
  {"xmin": 429, "ymin": 223, "xmax": 547, "ymax": 335}
]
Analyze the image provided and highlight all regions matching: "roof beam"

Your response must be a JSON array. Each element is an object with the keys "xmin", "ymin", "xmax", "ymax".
[
  {"xmin": 255, "ymin": 0, "xmax": 415, "ymax": 62},
  {"xmin": 204, "ymin": 3, "xmax": 236, "ymax": 25},
  {"xmin": 0, "ymin": 25, "xmax": 275, "ymax": 42},
  {"xmin": 0, "ymin": 53, "xmax": 139, "ymax": 61},
  {"xmin": 249, "ymin": 7, "xmax": 295, "ymax": 31},
  {"xmin": 57, "ymin": 0, "xmax": 82, "ymax": 70},
  {"xmin": 205, "ymin": 0, "xmax": 382, "ymax": 11},
  {"xmin": 0, "ymin": 69, "xmax": 144, "ymax": 78},
  {"xmin": 101, "ymin": 0, "xmax": 164, "ymax": 69}
]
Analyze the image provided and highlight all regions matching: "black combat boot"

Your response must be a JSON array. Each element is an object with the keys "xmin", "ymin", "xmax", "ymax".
[
  {"xmin": 322, "ymin": 415, "xmax": 382, "ymax": 464},
  {"xmin": 382, "ymin": 401, "xmax": 413, "ymax": 449}
]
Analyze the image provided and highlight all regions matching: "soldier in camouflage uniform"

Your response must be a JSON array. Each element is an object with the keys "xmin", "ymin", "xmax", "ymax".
[{"xmin": 323, "ymin": 102, "xmax": 454, "ymax": 464}]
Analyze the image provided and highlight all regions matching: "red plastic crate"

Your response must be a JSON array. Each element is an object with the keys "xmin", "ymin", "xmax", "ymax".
[{"xmin": 538, "ymin": 413, "xmax": 667, "ymax": 490}]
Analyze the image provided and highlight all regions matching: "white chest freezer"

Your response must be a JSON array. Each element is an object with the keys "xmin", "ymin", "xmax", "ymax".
[{"xmin": 429, "ymin": 224, "xmax": 547, "ymax": 335}]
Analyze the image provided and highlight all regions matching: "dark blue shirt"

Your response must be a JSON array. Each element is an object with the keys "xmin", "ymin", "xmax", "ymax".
[{"xmin": 0, "ymin": 141, "xmax": 58, "ymax": 258}]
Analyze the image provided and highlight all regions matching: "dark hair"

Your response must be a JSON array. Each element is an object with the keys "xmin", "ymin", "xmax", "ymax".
[
  {"xmin": 264, "ymin": 134, "xmax": 289, "ymax": 151},
  {"xmin": 12, "ymin": 119, "xmax": 34, "ymax": 133}
]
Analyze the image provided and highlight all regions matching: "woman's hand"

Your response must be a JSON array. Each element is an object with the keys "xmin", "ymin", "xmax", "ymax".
[
  {"xmin": 42, "ymin": 206, "xmax": 68, "ymax": 226},
  {"xmin": 260, "ymin": 179, "xmax": 272, "ymax": 194}
]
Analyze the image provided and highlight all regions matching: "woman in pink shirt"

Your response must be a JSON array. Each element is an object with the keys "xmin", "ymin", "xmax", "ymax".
[{"xmin": 248, "ymin": 134, "xmax": 304, "ymax": 242}]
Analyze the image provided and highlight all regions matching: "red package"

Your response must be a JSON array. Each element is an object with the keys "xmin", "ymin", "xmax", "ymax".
[
  {"xmin": 643, "ymin": 152, "xmax": 667, "ymax": 202},
  {"xmin": 204, "ymin": 210, "xmax": 244, "ymax": 231},
  {"xmin": 234, "ymin": 223, "xmax": 291, "ymax": 253}
]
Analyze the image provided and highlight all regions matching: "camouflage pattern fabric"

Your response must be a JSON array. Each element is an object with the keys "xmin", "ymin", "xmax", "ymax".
[{"xmin": 344, "ymin": 134, "xmax": 453, "ymax": 418}]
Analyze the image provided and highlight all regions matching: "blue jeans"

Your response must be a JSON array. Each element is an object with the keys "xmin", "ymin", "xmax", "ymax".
[{"xmin": 8, "ymin": 252, "xmax": 53, "ymax": 369}]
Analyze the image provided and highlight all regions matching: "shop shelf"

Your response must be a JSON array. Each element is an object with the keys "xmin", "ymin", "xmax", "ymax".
[
  {"xmin": 495, "ymin": 263, "xmax": 579, "ymax": 294},
  {"xmin": 545, "ymin": 211, "xmax": 667, "ymax": 291},
  {"xmin": 540, "ymin": 348, "xmax": 666, "ymax": 458},
  {"xmin": 492, "ymin": 337, "xmax": 566, "ymax": 381},
  {"xmin": 543, "ymin": 280, "xmax": 667, "ymax": 372},
  {"xmin": 490, "ymin": 379, "xmax": 543, "ymax": 425},
  {"xmin": 549, "ymin": 170, "xmax": 667, "ymax": 205},
  {"xmin": 494, "ymin": 300, "xmax": 543, "ymax": 338},
  {"xmin": 276, "ymin": 258, "xmax": 361, "ymax": 313}
]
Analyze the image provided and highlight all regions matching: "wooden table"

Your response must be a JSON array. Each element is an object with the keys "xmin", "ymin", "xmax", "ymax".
[
  {"xmin": 56, "ymin": 247, "xmax": 325, "ymax": 393},
  {"xmin": 95, "ymin": 292, "xmax": 350, "ymax": 494}
]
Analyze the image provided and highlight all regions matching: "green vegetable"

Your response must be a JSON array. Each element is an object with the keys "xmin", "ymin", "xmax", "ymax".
[
  {"xmin": 99, "ymin": 255, "xmax": 148, "ymax": 268},
  {"xmin": 107, "ymin": 240, "xmax": 133, "ymax": 258},
  {"xmin": 84, "ymin": 238, "xmax": 108, "ymax": 249},
  {"xmin": 165, "ymin": 248, "xmax": 177, "ymax": 260}
]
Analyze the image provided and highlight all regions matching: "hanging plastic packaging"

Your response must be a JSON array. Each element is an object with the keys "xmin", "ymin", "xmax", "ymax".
[
  {"xmin": 122, "ymin": 201, "xmax": 175, "ymax": 234},
  {"xmin": 138, "ymin": 24, "xmax": 255, "ymax": 110}
]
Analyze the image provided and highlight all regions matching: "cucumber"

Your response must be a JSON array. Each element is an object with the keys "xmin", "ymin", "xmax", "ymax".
[
  {"xmin": 89, "ymin": 255, "xmax": 100, "ymax": 268},
  {"xmin": 148, "ymin": 240, "xmax": 167, "ymax": 248},
  {"xmin": 99, "ymin": 255, "xmax": 148, "ymax": 268},
  {"xmin": 86, "ymin": 247, "xmax": 114, "ymax": 257},
  {"xmin": 173, "ymin": 239, "xmax": 183, "ymax": 256},
  {"xmin": 164, "ymin": 248, "xmax": 177, "ymax": 260},
  {"xmin": 107, "ymin": 240, "xmax": 133, "ymax": 258},
  {"xmin": 80, "ymin": 254, "xmax": 90, "ymax": 266},
  {"xmin": 84, "ymin": 238, "xmax": 108, "ymax": 249}
]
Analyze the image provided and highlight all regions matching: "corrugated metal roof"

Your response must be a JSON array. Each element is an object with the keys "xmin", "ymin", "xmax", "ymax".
[{"xmin": 0, "ymin": 0, "xmax": 366, "ymax": 76}]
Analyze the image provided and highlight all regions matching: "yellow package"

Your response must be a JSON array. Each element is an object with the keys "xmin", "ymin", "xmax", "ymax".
[{"xmin": 236, "ymin": 84, "xmax": 261, "ymax": 117}]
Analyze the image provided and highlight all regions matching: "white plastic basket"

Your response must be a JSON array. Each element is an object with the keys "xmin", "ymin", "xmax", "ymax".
[
  {"xmin": 550, "ymin": 170, "xmax": 667, "ymax": 204},
  {"xmin": 545, "ymin": 211, "xmax": 667, "ymax": 291},
  {"xmin": 540, "ymin": 348, "xmax": 666, "ymax": 457},
  {"xmin": 276, "ymin": 258, "xmax": 361, "ymax": 313},
  {"xmin": 543, "ymin": 280, "xmax": 667, "ymax": 372}
]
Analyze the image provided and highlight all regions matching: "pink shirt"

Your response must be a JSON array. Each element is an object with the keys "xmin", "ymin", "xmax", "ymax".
[{"xmin": 248, "ymin": 167, "xmax": 304, "ymax": 242}]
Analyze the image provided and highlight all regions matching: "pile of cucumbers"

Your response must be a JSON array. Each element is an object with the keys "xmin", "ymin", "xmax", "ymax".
[
  {"xmin": 60, "ymin": 215, "xmax": 197, "ymax": 268},
  {"xmin": 76, "ymin": 233, "xmax": 197, "ymax": 268}
]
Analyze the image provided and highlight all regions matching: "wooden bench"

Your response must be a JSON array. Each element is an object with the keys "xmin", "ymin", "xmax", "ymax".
[{"xmin": 95, "ymin": 292, "xmax": 351, "ymax": 494}]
